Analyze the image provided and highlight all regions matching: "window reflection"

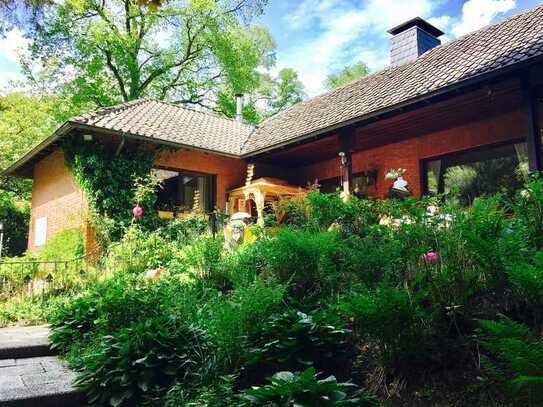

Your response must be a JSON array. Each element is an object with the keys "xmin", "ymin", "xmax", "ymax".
[{"xmin": 425, "ymin": 142, "xmax": 528, "ymax": 206}]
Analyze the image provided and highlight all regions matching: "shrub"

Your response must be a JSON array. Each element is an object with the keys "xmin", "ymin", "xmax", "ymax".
[
  {"xmin": 75, "ymin": 316, "xmax": 211, "ymax": 406},
  {"xmin": 338, "ymin": 285, "xmax": 429, "ymax": 369},
  {"xmin": 241, "ymin": 368, "xmax": 377, "ymax": 406},
  {"xmin": 260, "ymin": 228, "xmax": 349, "ymax": 297},
  {"xmin": 159, "ymin": 216, "xmax": 209, "ymax": 245},
  {"xmin": 201, "ymin": 279, "xmax": 286, "ymax": 370},
  {"xmin": 165, "ymin": 374, "xmax": 237, "ymax": 407},
  {"xmin": 506, "ymin": 251, "xmax": 543, "ymax": 323},
  {"xmin": 39, "ymin": 228, "xmax": 85, "ymax": 261}
]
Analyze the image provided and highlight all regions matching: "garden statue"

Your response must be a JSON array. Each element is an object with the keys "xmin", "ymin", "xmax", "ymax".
[
  {"xmin": 224, "ymin": 212, "xmax": 251, "ymax": 251},
  {"xmin": 385, "ymin": 168, "xmax": 410, "ymax": 198}
]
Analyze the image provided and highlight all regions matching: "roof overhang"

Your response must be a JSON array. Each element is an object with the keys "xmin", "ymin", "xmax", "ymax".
[
  {"xmin": 3, "ymin": 121, "xmax": 242, "ymax": 178},
  {"xmin": 241, "ymin": 55, "xmax": 543, "ymax": 160}
]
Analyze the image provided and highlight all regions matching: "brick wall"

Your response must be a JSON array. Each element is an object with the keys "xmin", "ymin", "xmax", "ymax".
[
  {"xmin": 155, "ymin": 149, "xmax": 247, "ymax": 209},
  {"xmin": 298, "ymin": 107, "xmax": 527, "ymax": 198},
  {"xmin": 27, "ymin": 150, "xmax": 88, "ymax": 253}
]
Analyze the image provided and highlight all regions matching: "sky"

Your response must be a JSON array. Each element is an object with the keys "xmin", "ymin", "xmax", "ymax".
[{"xmin": 0, "ymin": 0, "xmax": 542, "ymax": 96}]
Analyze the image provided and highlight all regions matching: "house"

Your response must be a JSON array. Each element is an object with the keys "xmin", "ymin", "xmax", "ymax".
[{"xmin": 4, "ymin": 5, "xmax": 543, "ymax": 253}]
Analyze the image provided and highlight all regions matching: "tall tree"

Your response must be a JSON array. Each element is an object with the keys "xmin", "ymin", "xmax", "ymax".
[
  {"xmin": 0, "ymin": 92, "xmax": 58, "ymax": 198},
  {"xmin": 325, "ymin": 61, "xmax": 369, "ymax": 90},
  {"xmin": 0, "ymin": 0, "xmax": 51, "ymax": 35},
  {"xmin": 217, "ymin": 67, "xmax": 306, "ymax": 124},
  {"xmin": 26, "ymin": 0, "xmax": 275, "ymax": 112}
]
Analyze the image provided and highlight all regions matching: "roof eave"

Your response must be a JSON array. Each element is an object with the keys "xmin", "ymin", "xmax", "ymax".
[
  {"xmin": 241, "ymin": 55, "xmax": 543, "ymax": 159},
  {"xmin": 2, "ymin": 121, "xmax": 244, "ymax": 178}
]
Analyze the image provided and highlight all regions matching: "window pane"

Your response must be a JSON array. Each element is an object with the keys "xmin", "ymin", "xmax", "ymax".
[
  {"xmin": 425, "ymin": 142, "xmax": 528, "ymax": 206},
  {"xmin": 154, "ymin": 169, "xmax": 213, "ymax": 213}
]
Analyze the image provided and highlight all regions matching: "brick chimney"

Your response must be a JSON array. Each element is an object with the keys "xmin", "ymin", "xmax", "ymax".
[{"xmin": 388, "ymin": 17, "xmax": 444, "ymax": 67}]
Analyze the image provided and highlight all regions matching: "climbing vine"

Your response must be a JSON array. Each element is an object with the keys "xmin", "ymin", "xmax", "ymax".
[{"xmin": 63, "ymin": 137, "xmax": 160, "ymax": 239}]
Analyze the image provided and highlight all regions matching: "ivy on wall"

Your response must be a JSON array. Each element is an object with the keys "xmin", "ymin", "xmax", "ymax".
[{"xmin": 63, "ymin": 137, "xmax": 160, "ymax": 239}]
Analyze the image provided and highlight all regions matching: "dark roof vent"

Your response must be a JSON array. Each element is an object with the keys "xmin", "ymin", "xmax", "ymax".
[{"xmin": 388, "ymin": 17, "xmax": 444, "ymax": 67}]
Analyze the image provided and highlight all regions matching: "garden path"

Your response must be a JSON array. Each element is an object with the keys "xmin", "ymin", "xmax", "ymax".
[{"xmin": 0, "ymin": 325, "xmax": 87, "ymax": 406}]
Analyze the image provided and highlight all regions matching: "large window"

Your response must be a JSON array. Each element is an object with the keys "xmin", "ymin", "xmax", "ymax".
[
  {"xmin": 154, "ymin": 169, "xmax": 215, "ymax": 213},
  {"xmin": 424, "ymin": 141, "xmax": 529, "ymax": 206}
]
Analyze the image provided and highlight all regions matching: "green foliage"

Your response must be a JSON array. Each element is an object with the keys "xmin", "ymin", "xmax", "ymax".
[
  {"xmin": 0, "ymin": 293, "xmax": 73, "ymax": 327},
  {"xmin": 165, "ymin": 374, "xmax": 238, "ymax": 407},
  {"xmin": 25, "ymin": 0, "xmax": 284, "ymax": 119},
  {"xmin": 325, "ymin": 61, "xmax": 369, "ymax": 90},
  {"xmin": 75, "ymin": 317, "xmax": 210, "ymax": 406},
  {"xmin": 46, "ymin": 177, "xmax": 543, "ymax": 406},
  {"xmin": 0, "ymin": 93, "xmax": 61, "ymax": 199},
  {"xmin": 63, "ymin": 137, "xmax": 158, "ymax": 239},
  {"xmin": 201, "ymin": 279, "xmax": 286, "ymax": 370},
  {"xmin": 480, "ymin": 318, "xmax": 543, "ymax": 404},
  {"xmin": 241, "ymin": 368, "xmax": 377, "ymax": 406},
  {"xmin": 0, "ymin": 191, "xmax": 29, "ymax": 256},
  {"xmin": 338, "ymin": 285, "xmax": 428, "ymax": 368},
  {"xmin": 259, "ymin": 228, "xmax": 348, "ymax": 297},
  {"xmin": 38, "ymin": 228, "xmax": 84, "ymax": 261},
  {"xmin": 247, "ymin": 310, "xmax": 351, "ymax": 375}
]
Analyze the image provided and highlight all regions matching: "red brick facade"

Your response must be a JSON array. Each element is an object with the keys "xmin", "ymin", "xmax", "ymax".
[
  {"xmin": 155, "ymin": 149, "xmax": 247, "ymax": 209},
  {"xmin": 27, "ymin": 147, "xmax": 247, "ymax": 252},
  {"xmin": 28, "ymin": 150, "xmax": 88, "ymax": 253},
  {"xmin": 298, "ymin": 107, "xmax": 527, "ymax": 198}
]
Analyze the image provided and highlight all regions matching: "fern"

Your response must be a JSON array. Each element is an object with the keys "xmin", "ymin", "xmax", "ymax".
[{"xmin": 480, "ymin": 318, "xmax": 543, "ymax": 405}]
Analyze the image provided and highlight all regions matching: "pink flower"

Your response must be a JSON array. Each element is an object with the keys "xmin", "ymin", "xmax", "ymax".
[
  {"xmin": 420, "ymin": 251, "xmax": 439, "ymax": 264},
  {"xmin": 133, "ymin": 204, "xmax": 144, "ymax": 218}
]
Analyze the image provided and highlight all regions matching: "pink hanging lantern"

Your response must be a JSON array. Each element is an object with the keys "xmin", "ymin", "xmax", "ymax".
[{"xmin": 133, "ymin": 204, "xmax": 144, "ymax": 218}]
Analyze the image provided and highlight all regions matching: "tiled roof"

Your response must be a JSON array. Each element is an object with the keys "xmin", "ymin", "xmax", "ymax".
[
  {"xmin": 71, "ymin": 98, "xmax": 254, "ymax": 156},
  {"xmin": 242, "ymin": 4, "xmax": 543, "ymax": 154}
]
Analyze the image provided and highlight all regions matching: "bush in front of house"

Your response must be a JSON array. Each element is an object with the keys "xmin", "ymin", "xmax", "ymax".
[{"xmin": 47, "ymin": 175, "xmax": 543, "ymax": 406}]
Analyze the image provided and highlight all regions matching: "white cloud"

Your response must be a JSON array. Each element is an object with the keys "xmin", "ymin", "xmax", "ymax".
[
  {"xmin": 451, "ymin": 0, "xmax": 516, "ymax": 37},
  {"xmin": 278, "ymin": 0, "xmax": 440, "ymax": 96},
  {"xmin": 0, "ymin": 29, "xmax": 29, "ymax": 63}
]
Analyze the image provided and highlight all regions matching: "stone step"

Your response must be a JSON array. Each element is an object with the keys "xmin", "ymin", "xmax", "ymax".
[
  {"xmin": 0, "ymin": 356, "xmax": 86, "ymax": 407},
  {"xmin": 0, "ymin": 325, "xmax": 55, "ymax": 359}
]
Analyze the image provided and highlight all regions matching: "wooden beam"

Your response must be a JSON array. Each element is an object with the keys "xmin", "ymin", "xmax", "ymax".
[
  {"xmin": 522, "ymin": 74, "xmax": 543, "ymax": 173},
  {"xmin": 338, "ymin": 126, "xmax": 356, "ymax": 197}
]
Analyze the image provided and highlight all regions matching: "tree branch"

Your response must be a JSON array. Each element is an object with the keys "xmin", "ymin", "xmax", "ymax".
[{"xmin": 99, "ymin": 46, "xmax": 129, "ymax": 101}]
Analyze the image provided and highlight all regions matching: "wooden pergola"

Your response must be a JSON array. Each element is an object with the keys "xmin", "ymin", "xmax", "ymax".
[{"xmin": 227, "ymin": 178, "xmax": 306, "ymax": 226}]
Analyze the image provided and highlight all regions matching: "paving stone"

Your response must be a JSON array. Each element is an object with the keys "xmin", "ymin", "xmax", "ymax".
[
  {"xmin": 0, "ymin": 363, "xmax": 45, "ymax": 376},
  {"xmin": 0, "ymin": 325, "xmax": 87, "ymax": 406},
  {"xmin": 16, "ymin": 356, "xmax": 58, "ymax": 365},
  {"xmin": 0, "ymin": 359, "xmax": 16, "ymax": 367},
  {"xmin": 21, "ymin": 370, "xmax": 77, "ymax": 386},
  {"xmin": 0, "ymin": 375, "xmax": 24, "ymax": 390},
  {"xmin": 0, "ymin": 325, "xmax": 54, "ymax": 359}
]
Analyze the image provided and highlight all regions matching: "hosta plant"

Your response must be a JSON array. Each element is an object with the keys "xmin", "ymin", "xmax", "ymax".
[
  {"xmin": 241, "ymin": 367, "xmax": 377, "ymax": 406},
  {"xmin": 248, "ymin": 309, "xmax": 351, "ymax": 374},
  {"xmin": 75, "ymin": 316, "xmax": 210, "ymax": 406}
]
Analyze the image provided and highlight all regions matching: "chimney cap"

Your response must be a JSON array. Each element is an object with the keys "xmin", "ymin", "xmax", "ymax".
[{"xmin": 388, "ymin": 17, "xmax": 444, "ymax": 37}]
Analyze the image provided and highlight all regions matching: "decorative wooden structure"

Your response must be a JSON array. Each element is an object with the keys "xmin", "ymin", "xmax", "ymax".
[{"xmin": 228, "ymin": 178, "xmax": 306, "ymax": 226}]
